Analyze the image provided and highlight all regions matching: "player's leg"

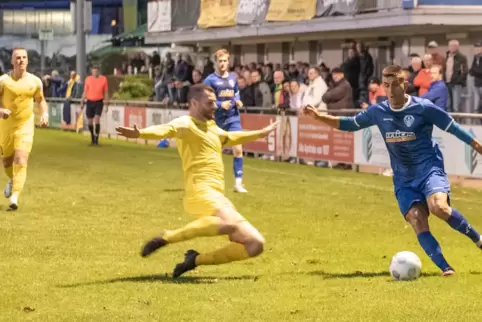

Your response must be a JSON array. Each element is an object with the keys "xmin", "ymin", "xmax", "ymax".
[
  {"xmin": 229, "ymin": 121, "xmax": 247, "ymax": 193},
  {"xmin": 2, "ymin": 155, "xmax": 14, "ymax": 199},
  {"xmin": 93, "ymin": 102, "xmax": 103, "ymax": 145},
  {"xmin": 422, "ymin": 170, "xmax": 482, "ymax": 248},
  {"xmin": 427, "ymin": 192, "xmax": 482, "ymax": 247},
  {"xmin": 86, "ymin": 101, "xmax": 96, "ymax": 145},
  {"xmin": 1, "ymin": 131, "xmax": 14, "ymax": 198},
  {"xmin": 9, "ymin": 149, "xmax": 30, "ymax": 210},
  {"xmin": 397, "ymin": 187, "xmax": 454, "ymax": 275},
  {"xmin": 172, "ymin": 207, "xmax": 264, "ymax": 278},
  {"xmin": 405, "ymin": 204, "xmax": 454, "ymax": 276}
]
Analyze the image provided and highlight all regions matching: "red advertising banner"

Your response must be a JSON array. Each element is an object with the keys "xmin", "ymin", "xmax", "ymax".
[
  {"xmin": 297, "ymin": 116, "xmax": 354, "ymax": 162},
  {"xmin": 124, "ymin": 106, "xmax": 146, "ymax": 128},
  {"xmin": 240, "ymin": 114, "xmax": 277, "ymax": 153}
]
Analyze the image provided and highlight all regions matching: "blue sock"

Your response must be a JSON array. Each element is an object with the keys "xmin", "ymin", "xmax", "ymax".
[
  {"xmin": 447, "ymin": 208, "xmax": 481, "ymax": 243},
  {"xmin": 417, "ymin": 231, "xmax": 452, "ymax": 272},
  {"xmin": 233, "ymin": 157, "xmax": 243, "ymax": 179}
]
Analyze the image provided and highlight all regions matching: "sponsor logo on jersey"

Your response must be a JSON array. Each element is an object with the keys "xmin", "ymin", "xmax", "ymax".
[
  {"xmin": 218, "ymin": 89, "xmax": 235, "ymax": 98},
  {"xmin": 385, "ymin": 130, "xmax": 416, "ymax": 143}
]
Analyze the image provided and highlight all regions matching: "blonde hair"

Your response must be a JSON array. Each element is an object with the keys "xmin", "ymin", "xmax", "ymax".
[{"xmin": 215, "ymin": 48, "xmax": 230, "ymax": 61}]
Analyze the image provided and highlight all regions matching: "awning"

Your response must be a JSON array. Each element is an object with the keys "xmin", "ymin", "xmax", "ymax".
[{"xmin": 113, "ymin": 24, "xmax": 147, "ymax": 41}]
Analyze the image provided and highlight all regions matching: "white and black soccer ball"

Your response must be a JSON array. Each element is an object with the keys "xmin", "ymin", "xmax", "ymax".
[{"xmin": 389, "ymin": 251, "xmax": 422, "ymax": 281}]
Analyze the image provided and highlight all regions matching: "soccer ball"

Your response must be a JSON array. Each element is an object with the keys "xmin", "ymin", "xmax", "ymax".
[{"xmin": 389, "ymin": 251, "xmax": 422, "ymax": 281}]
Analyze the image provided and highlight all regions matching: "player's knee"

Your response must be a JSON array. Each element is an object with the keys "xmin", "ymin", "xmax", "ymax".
[
  {"xmin": 232, "ymin": 145, "xmax": 243, "ymax": 157},
  {"xmin": 405, "ymin": 206, "xmax": 428, "ymax": 232},
  {"xmin": 2, "ymin": 156, "xmax": 13, "ymax": 168},
  {"xmin": 429, "ymin": 200, "xmax": 451, "ymax": 219},
  {"xmin": 246, "ymin": 234, "xmax": 265, "ymax": 257}
]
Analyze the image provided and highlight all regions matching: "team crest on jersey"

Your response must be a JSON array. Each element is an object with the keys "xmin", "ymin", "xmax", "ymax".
[
  {"xmin": 229, "ymin": 79, "xmax": 235, "ymax": 88},
  {"xmin": 403, "ymin": 115, "xmax": 414, "ymax": 128}
]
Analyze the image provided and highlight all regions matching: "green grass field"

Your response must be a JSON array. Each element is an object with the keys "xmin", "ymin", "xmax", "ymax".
[{"xmin": 2, "ymin": 130, "xmax": 482, "ymax": 322}]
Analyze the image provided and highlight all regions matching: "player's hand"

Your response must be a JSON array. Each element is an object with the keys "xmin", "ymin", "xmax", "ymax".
[
  {"xmin": 260, "ymin": 121, "xmax": 280, "ymax": 137},
  {"xmin": 235, "ymin": 100, "xmax": 243, "ymax": 108},
  {"xmin": 221, "ymin": 101, "xmax": 232, "ymax": 110},
  {"xmin": 40, "ymin": 112, "xmax": 49, "ymax": 127},
  {"xmin": 361, "ymin": 102, "xmax": 369, "ymax": 109},
  {"xmin": 0, "ymin": 108, "xmax": 10, "ymax": 120},
  {"xmin": 303, "ymin": 105, "xmax": 321, "ymax": 120},
  {"xmin": 116, "ymin": 125, "xmax": 140, "ymax": 138}
]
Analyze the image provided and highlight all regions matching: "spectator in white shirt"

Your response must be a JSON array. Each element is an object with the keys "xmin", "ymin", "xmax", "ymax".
[
  {"xmin": 289, "ymin": 80, "xmax": 306, "ymax": 111},
  {"xmin": 302, "ymin": 67, "xmax": 328, "ymax": 112}
]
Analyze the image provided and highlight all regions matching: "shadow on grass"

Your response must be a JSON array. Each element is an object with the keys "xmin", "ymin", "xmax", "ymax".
[
  {"xmin": 307, "ymin": 270, "xmax": 441, "ymax": 279},
  {"xmin": 58, "ymin": 274, "xmax": 259, "ymax": 288}
]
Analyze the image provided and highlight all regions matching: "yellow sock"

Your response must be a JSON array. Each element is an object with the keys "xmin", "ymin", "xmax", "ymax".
[
  {"xmin": 163, "ymin": 216, "xmax": 221, "ymax": 243},
  {"xmin": 12, "ymin": 163, "xmax": 27, "ymax": 197},
  {"xmin": 195, "ymin": 242, "xmax": 250, "ymax": 266},
  {"xmin": 4, "ymin": 166, "xmax": 13, "ymax": 179}
]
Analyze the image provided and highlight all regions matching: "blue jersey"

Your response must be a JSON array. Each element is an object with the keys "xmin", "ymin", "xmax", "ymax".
[
  {"xmin": 353, "ymin": 96, "xmax": 454, "ymax": 186},
  {"xmin": 203, "ymin": 72, "xmax": 241, "ymax": 127}
]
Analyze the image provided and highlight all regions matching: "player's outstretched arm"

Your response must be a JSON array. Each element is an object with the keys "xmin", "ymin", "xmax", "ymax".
[
  {"xmin": 220, "ymin": 121, "xmax": 279, "ymax": 147},
  {"xmin": 302, "ymin": 105, "xmax": 373, "ymax": 131},
  {"xmin": 116, "ymin": 122, "xmax": 180, "ymax": 140},
  {"xmin": 422, "ymin": 100, "xmax": 482, "ymax": 154}
]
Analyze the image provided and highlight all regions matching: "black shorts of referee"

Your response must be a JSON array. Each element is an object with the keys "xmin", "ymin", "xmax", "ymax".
[{"xmin": 86, "ymin": 100, "xmax": 104, "ymax": 118}]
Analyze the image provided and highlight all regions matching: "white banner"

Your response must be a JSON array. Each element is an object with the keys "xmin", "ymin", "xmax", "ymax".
[
  {"xmin": 456, "ymin": 126, "xmax": 482, "ymax": 178},
  {"xmin": 354, "ymin": 127, "xmax": 390, "ymax": 167},
  {"xmin": 276, "ymin": 115, "xmax": 298, "ymax": 159},
  {"xmin": 354, "ymin": 124, "xmax": 482, "ymax": 178},
  {"xmin": 106, "ymin": 106, "xmax": 125, "ymax": 138},
  {"xmin": 148, "ymin": 0, "xmax": 172, "ymax": 32}
]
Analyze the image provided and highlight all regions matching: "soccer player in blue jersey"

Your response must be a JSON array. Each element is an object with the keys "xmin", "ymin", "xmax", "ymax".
[
  {"xmin": 303, "ymin": 65, "xmax": 482, "ymax": 276},
  {"xmin": 203, "ymin": 49, "xmax": 247, "ymax": 193}
]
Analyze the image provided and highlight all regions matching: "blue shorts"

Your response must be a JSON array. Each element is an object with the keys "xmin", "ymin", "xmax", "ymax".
[
  {"xmin": 219, "ymin": 120, "xmax": 242, "ymax": 132},
  {"xmin": 395, "ymin": 169, "xmax": 451, "ymax": 216}
]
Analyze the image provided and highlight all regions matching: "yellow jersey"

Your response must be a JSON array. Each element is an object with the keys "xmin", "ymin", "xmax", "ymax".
[
  {"xmin": 0, "ymin": 72, "xmax": 44, "ymax": 127},
  {"xmin": 139, "ymin": 115, "xmax": 265, "ymax": 195}
]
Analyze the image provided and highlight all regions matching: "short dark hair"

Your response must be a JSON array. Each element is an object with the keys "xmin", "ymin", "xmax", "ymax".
[
  {"xmin": 382, "ymin": 65, "xmax": 404, "ymax": 79},
  {"xmin": 331, "ymin": 67, "xmax": 344, "ymax": 74},
  {"xmin": 188, "ymin": 83, "xmax": 214, "ymax": 102},
  {"xmin": 238, "ymin": 76, "xmax": 245, "ymax": 81},
  {"xmin": 369, "ymin": 76, "xmax": 381, "ymax": 85}
]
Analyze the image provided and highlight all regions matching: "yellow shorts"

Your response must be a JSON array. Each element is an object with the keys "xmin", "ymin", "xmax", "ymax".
[
  {"xmin": 0, "ymin": 121, "xmax": 34, "ymax": 157},
  {"xmin": 184, "ymin": 188, "xmax": 236, "ymax": 218}
]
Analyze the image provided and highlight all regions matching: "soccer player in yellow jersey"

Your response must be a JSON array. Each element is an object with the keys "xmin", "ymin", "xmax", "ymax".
[
  {"xmin": 0, "ymin": 48, "xmax": 48, "ymax": 211},
  {"xmin": 116, "ymin": 84, "xmax": 278, "ymax": 278}
]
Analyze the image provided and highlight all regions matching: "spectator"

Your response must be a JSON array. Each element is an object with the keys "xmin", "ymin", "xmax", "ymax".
[
  {"xmin": 289, "ymin": 80, "xmax": 305, "ymax": 110},
  {"xmin": 414, "ymin": 54, "xmax": 433, "ymax": 96},
  {"xmin": 342, "ymin": 47, "xmax": 360, "ymax": 103},
  {"xmin": 421, "ymin": 64, "xmax": 449, "ymax": 111},
  {"xmin": 427, "ymin": 41, "xmax": 446, "ymax": 67},
  {"xmin": 192, "ymin": 69, "xmax": 203, "ymax": 85},
  {"xmin": 153, "ymin": 66, "xmax": 167, "ymax": 102},
  {"xmin": 273, "ymin": 70, "xmax": 285, "ymax": 106},
  {"xmin": 50, "ymin": 70, "xmax": 64, "ymax": 98},
  {"xmin": 357, "ymin": 42, "xmax": 374, "ymax": 104},
  {"xmin": 322, "ymin": 67, "xmax": 354, "ymax": 115},
  {"xmin": 61, "ymin": 71, "xmax": 82, "ymax": 126},
  {"xmin": 263, "ymin": 63, "xmax": 274, "ymax": 89},
  {"xmin": 302, "ymin": 67, "xmax": 328, "ymax": 112},
  {"xmin": 406, "ymin": 56, "xmax": 422, "ymax": 96},
  {"xmin": 238, "ymin": 76, "xmax": 255, "ymax": 107},
  {"xmin": 469, "ymin": 41, "xmax": 482, "ymax": 115},
  {"xmin": 361, "ymin": 77, "xmax": 387, "ymax": 108},
  {"xmin": 444, "ymin": 39, "xmax": 468, "ymax": 113},
  {"xmin": 251, "ymin": 69, "xmax": 272, "ymax": 108},
  {"xmin": 277, "ymin": 80, "xmax": 291, "ymax": 110},
  {"xmin": 151, "ymin": 51, "xmax": 161, "ymax": 68}
]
